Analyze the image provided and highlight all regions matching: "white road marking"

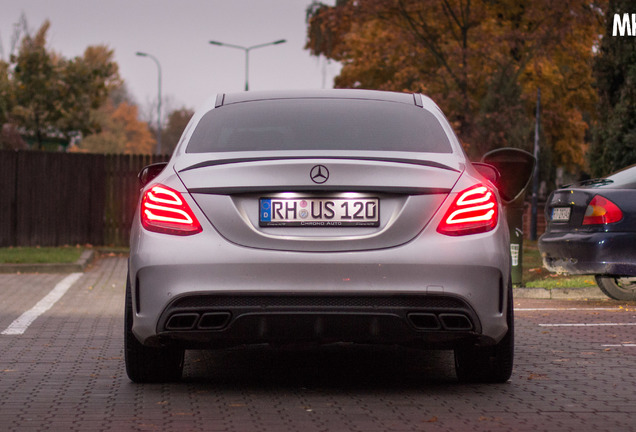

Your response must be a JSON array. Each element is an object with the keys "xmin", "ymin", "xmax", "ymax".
[
  {"xmin": 602, "ymin": 344, "xmax": 636, "ymax": 347},
  {"xmin": 1, "ymin": 273, "xmax": 83, "ymax": 335},
  {"xmin": 518, "ymin": 307, "xmax": 636, "ymax": 328},
  {"xmin": 516, "ymin": 308, "xmax": 620, "ymax": 311},
  {"xmin": 539, "ymin": 323, "xmax": 636, "ymax": 327}
]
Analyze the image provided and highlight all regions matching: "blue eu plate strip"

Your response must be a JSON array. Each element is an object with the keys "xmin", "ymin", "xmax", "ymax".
[{"xmin": 260, "ymin": 199, "xmax": 272, "ymax": 222}]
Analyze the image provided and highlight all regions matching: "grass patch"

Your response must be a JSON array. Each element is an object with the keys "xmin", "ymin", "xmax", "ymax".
[
  {"xmin": 525, "ymin": 275, "xmax": 597, "ymax": 289},
  {"xmin": 521, "ymin": 240, "xmax": 597, "ymax": 289},
  {"xmin": 0, "ymin": 246, "xmax": 83, "ymax": 264}
]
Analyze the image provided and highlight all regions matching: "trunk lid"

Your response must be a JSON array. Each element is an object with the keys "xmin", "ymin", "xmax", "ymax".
[{"xmin": 175, "ymin": 153, "xmax": 463, "ymax": 252}]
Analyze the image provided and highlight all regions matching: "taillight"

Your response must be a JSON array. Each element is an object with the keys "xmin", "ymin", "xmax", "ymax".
[
  {"xmin": 140, "ymin": 184, "xmax": 202, "ymax": 235},
  {"xmin": 437, "ymin": 184, "xmax": 499, "ymax": 236},
  {"xmin": 582, "ymin": 195, "xmax": 623, "ymax": 225}
]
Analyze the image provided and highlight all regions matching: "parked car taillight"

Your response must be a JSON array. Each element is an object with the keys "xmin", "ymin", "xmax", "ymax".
[
  {"xmin": 141, "ymin": 184, "xmax": 202, "ymax": 235},
  {"xmin": 437, "ymin": 184, "xmax": 498, "ymax": 236},
  {"xmin": 582, "ymin": 195, "xmax": 623, "ymax": 225}
]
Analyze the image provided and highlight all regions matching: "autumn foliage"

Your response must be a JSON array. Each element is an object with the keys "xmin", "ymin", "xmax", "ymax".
[
  {"xmin": 78, "ymin": 100, "xmax": 155, "ymax": 155},
  {"xmin": 306, "ymin": 0, "xmax": 605, "ymax": 171},
  {"xmin": 5, "ymin": 21, "xmax": 122, "ymax": 150},
  {"xmin": 1, "ymin": 19, "xmax": 157, "ymax": 155}
]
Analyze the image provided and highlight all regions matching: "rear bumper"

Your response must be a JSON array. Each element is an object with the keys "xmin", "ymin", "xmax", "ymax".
[
  {"xmin": 154, "ymin": 293, "xmax": 483, "ymax": 349},
  {"xmin": 539, "ymin": 231, "xmax": 636, "ymax": 276},
  {"xmin": 129, "ymin": 220, "xmax": 511, "ymax": 349}
]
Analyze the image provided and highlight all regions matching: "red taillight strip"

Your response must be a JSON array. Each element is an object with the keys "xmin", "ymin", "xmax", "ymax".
[
  {"xmin": 446, "ymin": 186, "xmax": 495, "ymax": 225},
  {"xmin": 144, "ymin": 186, "xmax": 195, "ymax": 225},
  {"xmin": 141, "ymin": 184, "xmax": 202, "ymax": 236},
  {"xmin": 445, "ymin": 204, "xmax": 496, "ymax": 225},
  {"xmin": 437, "ymin": 184, "xmax": 498, "ymax": 236},
  {"xmin": 143, "ymin": 204, "xmax": 195, "ymax": 225}
]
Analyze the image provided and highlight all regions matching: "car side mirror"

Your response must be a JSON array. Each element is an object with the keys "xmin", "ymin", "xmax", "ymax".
[
  {"xmin": 482, "ymin": 148, "xmax": 535, "ymax": 203},
  {"xmin": 138, "ymin": 162, "xmax": 168, "ymax": 187}
]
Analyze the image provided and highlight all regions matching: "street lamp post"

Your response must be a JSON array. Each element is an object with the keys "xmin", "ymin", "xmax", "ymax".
[
  {"xmin": 136, "ymin": 52, "xmax": 162, "ymax": 155},
  {"xmin": 209, "ymin": 39, "xmax": 286, "ymax": 91}
]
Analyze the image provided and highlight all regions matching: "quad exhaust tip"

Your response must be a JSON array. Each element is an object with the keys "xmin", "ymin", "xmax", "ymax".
[
  {"xmin": 165, "ymin": 312, "xmax": 231, "ymax": 331},
  {"xmin": 199, "ymin": 312, "xmax": 231, "ymax": 329},
  {"xmin": 408, "ymin": 312, "xmax": 473, "ymax": 331},
  {"xmin": 438, "ymin": 313, "xmax": 473, "ymax": 330}
]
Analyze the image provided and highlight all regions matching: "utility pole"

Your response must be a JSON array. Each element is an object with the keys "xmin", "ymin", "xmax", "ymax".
[
  {"xmin": 136, "ymin": 52, "xmax": 162, "ymax": 155},
  {"xmin": 530, "ymin": 88, "xmax": 541, "ymax": 241}
]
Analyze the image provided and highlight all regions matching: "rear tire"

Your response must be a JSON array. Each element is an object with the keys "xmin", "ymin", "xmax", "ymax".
[
  {"xmin": 595, "ymin": 276, "xmax": 636, "ymax": 301},
  {"xmin": 124, "ymin": 273, "xmax": 184, "ymax": 383},
  {"xmin": 455, "ymin": 280, "xmax": 514, "ymax": 383}
]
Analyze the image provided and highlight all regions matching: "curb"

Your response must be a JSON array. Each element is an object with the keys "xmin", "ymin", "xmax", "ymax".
[
  {"xmin": 514, "ymin": 285, "xmax": 608, "ymax": 300},
  {"xmin": 0, "ymin": 249, "xmax": 95, "ymax": 274}
]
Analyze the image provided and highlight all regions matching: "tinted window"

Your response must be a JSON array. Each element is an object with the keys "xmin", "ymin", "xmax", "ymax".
[{"xmin": 186, "ymin": 99, "xmax": 452, "ymax": 154}]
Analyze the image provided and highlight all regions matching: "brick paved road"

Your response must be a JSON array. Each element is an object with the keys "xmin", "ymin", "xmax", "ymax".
[{"xmin": 0, "ymin": 256, "xmax": 635, "ymax": 431}]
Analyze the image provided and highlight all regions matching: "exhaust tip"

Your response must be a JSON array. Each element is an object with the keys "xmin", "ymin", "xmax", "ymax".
[
  {"xmin": 408, "ymin": 313, "xmax": 441, "ymax": 330},
  {"xmin": 439, "ymin": 313, "xmax": 473, "ymax": 331},
  {"xmin": 198, "ymin": 312, "xmax": 231, "ymax": 330},
  {"xmin": 166, "ymin": 313, "xmax": 199, "ymax": 330}
]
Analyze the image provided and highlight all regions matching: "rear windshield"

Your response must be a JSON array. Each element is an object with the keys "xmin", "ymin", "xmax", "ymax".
[
  {"xmin": 186, "ymin": 99, "xmax": 453, "ymax": 154},
  {"xmin": 606, "ymin": 165, "xmax": 636, "ymax": 189}
]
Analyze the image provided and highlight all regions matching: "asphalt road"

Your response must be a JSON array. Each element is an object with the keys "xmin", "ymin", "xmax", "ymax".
[{"xmin": 0, "ymin": 256, "xmax": 635, "ymax": 431}]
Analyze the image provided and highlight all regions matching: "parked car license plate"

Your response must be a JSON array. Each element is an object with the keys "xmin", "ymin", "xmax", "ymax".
[
  {"xmin": 260, "ymin": 197, "xmax": 379, "ymax": 227},
  {"xmin": 551, "ymin": 207, "xmax": 571, "ymax": 222}
]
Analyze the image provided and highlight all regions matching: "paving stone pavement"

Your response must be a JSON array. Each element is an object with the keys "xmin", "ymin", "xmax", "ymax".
[{"xmin": 0, "ymin": 256, "xmax": 635, "ymax": 431}]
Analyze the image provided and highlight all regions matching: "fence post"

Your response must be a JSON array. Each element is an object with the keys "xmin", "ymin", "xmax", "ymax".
[{"xmin": 0, "ymin": 150, "xmax": 18, "ymax": 247}]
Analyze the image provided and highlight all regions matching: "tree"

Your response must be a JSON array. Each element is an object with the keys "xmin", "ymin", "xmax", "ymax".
[
  {"xmin": 589, "ymin": 0, "xmax": 636, "ymax": 177},
  {"xmin": 76, "ymin": 100, "xmax": 155, "ymax": 154},
  {"xmin": 0, "ymin": 60, "xmax": 11, "ymax": 125},
  {"xmin": 306, "ymin": 0, "xmax": 604, "ymax": 171},
  {"xmin": 10, "ymin": 21, "xmax": 61, "ymax": 149},
  {"xmin": 57, "ymin": 45, "xmax": 121, "ymax": 137},
  {"xmin": 0, "ymin": 60, "xmax": 26, "ymax": 150},
  {"xmin": 161, "ymin": 108, "xmax": 194, "ymax": 154},
  {"xmin": 8, "ymin": 20, "xmax": 120, "ymax": 149}
]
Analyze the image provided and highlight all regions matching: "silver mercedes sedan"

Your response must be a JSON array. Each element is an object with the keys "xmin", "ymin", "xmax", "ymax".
[{"xmin": 126, "ymin": 89, "xmax": 519, "ymax": 383}]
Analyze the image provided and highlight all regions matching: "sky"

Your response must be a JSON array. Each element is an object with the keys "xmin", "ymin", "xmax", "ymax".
[{"xmin": 0, "ymin": 0, "xmax": 341, "ymax": 118}]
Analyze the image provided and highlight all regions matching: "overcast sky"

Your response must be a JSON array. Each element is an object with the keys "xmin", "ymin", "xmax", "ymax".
[{"xmin": 0, "ymin": 0, "xmax": 341, "ymax": 117}]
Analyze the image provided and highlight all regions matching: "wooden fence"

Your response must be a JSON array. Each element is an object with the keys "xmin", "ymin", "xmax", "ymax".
[
  {"xmin": 0, "ymin": 150, "xmax": 547, "ymax": 247},
  {"xmin": 0, "ymin": 150, "xmax": 169, "ymax": 247}
]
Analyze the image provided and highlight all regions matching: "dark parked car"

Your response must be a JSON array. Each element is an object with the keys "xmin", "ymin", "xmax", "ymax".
[{"xmin": 539, "ymin": 165, "xmax": 636, "ymax": 300}]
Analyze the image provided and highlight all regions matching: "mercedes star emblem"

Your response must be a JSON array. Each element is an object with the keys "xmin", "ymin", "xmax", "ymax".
[{"xmin": 310, "ymin": 165, "xmax": 329, "ymax": 184}]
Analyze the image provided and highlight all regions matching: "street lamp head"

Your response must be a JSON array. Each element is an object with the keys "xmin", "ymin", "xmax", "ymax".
[
  {"xmin": 136, "ymin": 52, "xmax": 148, "ymax": 57},
  {"xmin": 209, "ymin": 38, "xmax": 287, "ymax": 92}
]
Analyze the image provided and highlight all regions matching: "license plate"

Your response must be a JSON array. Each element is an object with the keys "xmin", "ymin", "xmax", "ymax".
[
  {"xmin": 551, "ymin": 207, "xmax": 571, "ymax": 222},
  {"xmin": 259, "ymin": 197, "xmax": 379, "ymax": 227}
]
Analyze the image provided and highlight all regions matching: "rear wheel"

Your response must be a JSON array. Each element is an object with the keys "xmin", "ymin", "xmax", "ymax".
[
  {"xmin": 454, "ymin": 280, "xmax": 514, "ymax": 383},
  {"xmin": 595, "ymin": 276, "xmax": 636, "ymax": 301},
  {"xmin": 124, "ymin": 274, "xmax": 184, "ymax": 383}
]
